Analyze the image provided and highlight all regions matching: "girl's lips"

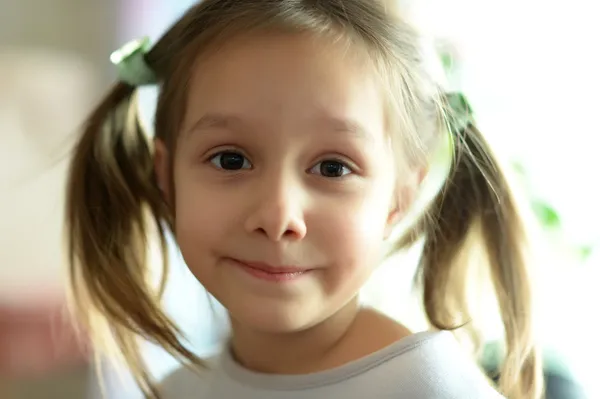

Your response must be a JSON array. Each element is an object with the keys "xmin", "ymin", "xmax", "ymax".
[{"xmin": 229, "ymin": 259, "xmax": 312, "ymax": 283}]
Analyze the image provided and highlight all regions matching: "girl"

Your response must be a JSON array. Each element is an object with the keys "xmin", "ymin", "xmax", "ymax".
[{"xmin": 65, "ymin": 0, "xmax": 543, "ymax": 398}]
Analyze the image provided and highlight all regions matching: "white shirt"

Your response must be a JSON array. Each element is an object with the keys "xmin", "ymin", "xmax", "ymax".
[{"xmin": 160, "ymin": 330, "xmax": 504, "ymax": 398}]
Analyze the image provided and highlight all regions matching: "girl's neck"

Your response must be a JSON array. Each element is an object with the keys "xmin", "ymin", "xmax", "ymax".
[{"xmin": 228, "ymin": 300, "xmax": 412, "ymax": 375}]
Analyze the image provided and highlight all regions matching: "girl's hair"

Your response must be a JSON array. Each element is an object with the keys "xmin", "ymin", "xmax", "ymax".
[{"xmin": 65, "ymin": 1, "xmax": 543, "ymax": 398}]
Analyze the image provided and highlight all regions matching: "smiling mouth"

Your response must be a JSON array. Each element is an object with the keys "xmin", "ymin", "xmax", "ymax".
[{"xmin": 227, "ymin": 258, "xmax": 312, "ymax": 283}]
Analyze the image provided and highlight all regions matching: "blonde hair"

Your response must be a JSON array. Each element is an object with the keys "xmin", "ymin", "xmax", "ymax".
[{"xmin": 65, "ymin": 1, "xmax": 543, "ymax": 398}]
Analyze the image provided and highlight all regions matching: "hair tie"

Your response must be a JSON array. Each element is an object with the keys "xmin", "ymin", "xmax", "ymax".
[
  {"xmin": 445, "ymin": 92, "xmax": 474, "ymax": 133},
  {"xmin": 441, "ymin": 92, "xmax": 474, "ymax": 156},
  {"xmin": 110, "ymin": 37, "xmax": 157, "ymax": 86}
]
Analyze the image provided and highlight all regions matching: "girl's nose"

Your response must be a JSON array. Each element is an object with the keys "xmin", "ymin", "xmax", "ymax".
[{"xmin": 243, "ymin": 179, "xmax": 307, "ymax": 242}]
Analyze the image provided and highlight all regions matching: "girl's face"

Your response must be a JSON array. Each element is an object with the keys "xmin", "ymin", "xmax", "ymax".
[{"xmin": 160, "ymin": 32, "xmax": 406, "ymax": 333}]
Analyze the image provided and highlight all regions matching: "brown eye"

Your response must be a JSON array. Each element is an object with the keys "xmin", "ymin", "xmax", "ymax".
[
  {"xmin": 310, "ymin": 160, "xmax": 352, "ymax": 178},
  {"xmin": 210, "ymin": 151, "xmax": 251, "ymax": 170}
]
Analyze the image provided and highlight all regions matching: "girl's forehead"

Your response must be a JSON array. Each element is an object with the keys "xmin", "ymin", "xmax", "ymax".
[
  {"xmin": 182, "ymin": 32, "xmax": 385, "ymax": 131},
  {"xmin": 191, "ymin": 31, "xmax": 374, "ymax": 82}
]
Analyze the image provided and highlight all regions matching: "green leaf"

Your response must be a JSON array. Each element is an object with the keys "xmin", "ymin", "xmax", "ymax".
[
  {"xmin": 510, "ymin": 161, "xmax": 526, "ymax": 177},
  {"xmin": 579, "ymin": 246, "xmax": 593, "ymax": 260},
  {"xmin": 531, "ymin": 200, "xmax": 560, "ymax": 228},
  {"xmin": 441, "ymin": 52, "xmax": 454, "ymax": 72}
]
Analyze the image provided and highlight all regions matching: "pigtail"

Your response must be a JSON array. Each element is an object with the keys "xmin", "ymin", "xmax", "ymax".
[
  {"xmin": 407, "ymin": 100, "xmax": 544, "ymax": 398},
  {"xmin": 65, "ymin": 83, "xmax": 200, "ymax": 398}
]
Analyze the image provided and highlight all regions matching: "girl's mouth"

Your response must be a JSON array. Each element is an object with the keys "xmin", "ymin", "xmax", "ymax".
[{"xmin": 228, "ymin": 258, "xmax": 313, "ymax": 283}]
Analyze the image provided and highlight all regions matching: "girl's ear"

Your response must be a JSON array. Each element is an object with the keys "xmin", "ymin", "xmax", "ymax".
[
  {"xmin": 384, "ymin": 206, "xmax": 401, "ymax": 239},
  {"xmin": 154, "ymin": 138, "xmax": 170, "ymax": 202},
  {"xmin": 383, "ymin": 166, "xmax": 428, "ymax": 239}
]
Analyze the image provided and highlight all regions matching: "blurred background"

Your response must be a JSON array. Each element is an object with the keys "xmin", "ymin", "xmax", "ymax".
[{"xmin": 0, "ymin": 0, "xmax": 598, "ymax": 398}]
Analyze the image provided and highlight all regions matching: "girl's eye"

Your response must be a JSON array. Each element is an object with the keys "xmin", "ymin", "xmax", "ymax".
[
  {"xmin": 209, "ymin": 151, "xmax": 252, "ymax": 171},
  {"xmin": 310, "ymin": 160, "xmax": 352, "ymax": 178}
]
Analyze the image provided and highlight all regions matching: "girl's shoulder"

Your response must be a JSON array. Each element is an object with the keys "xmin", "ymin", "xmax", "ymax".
[
  {"xmin": 159, "ymin": 356, "xmax": 219, "ymax": 398},
  {"xmin": 388, "ymin": 331, "xmax": 505, "ymax": 398}
]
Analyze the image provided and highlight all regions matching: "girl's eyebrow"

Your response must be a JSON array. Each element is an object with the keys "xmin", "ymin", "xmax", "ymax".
[
  {"xmin": 184, "ymin": 112, "xmax": 244, "ymax": 137},
  {"xmin": 317, "ymin": 115, "xmax": 372, "ymax": 141},
  {"xmin": 184, "ymin": 112, "xmax": 372, "ymax": 141}
]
